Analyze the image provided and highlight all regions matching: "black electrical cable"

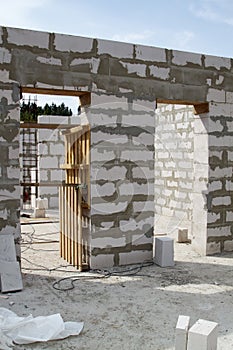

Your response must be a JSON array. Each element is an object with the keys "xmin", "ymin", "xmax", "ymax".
[{"xmin": 52, "ymin": 261, "xmax": 155, "ymax": 291}]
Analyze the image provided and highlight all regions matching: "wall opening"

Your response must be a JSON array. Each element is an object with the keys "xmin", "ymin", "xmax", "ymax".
[
  {"xmin": 19, "ymin": 87, "xmax": 91, "ymax": 271},
  {"xmin": 155, "ymin": 102, "xmax": 208, "ymax": 255}
]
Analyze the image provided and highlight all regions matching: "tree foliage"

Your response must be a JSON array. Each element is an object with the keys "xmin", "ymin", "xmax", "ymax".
[{"xmin": 20, "ymin": 101, "xmax": 72, "ymax": 122}]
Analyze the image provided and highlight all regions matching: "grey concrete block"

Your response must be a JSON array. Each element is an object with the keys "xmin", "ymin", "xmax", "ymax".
[
  {"xmin": 0, "ymin": 261, "xmax": 23, "ymax": 292},
  {"xmin": 154, "ymin": 236, "xmax": 174, "ymax": 267},
  {"xmin": 0, "ymin": 234, "xmax": 16, "ymax": 262}
]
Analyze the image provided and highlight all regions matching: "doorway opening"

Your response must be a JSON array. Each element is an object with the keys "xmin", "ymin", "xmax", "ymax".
[
  {"xmin": 19, "ymin": 87, "xmax": 91, "ymax": 272},
  {"xmin": 155, "ymin": 100, "xmax": 209, "ymax": 255}
]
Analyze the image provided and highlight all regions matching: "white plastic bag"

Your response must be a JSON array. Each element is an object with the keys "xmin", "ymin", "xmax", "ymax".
[{"xmin": 0, "ymin": 308, "xmax": 83, "ymax": 347}]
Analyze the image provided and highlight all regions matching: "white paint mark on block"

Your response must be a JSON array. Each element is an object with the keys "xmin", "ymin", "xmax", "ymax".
[
  {"xmin": 175, "ymin": 315, "xmax": 190, "ymax": 350},
  {"xmin": 187, "ymin": 319, "xmax": 218, "ymax": 350}
]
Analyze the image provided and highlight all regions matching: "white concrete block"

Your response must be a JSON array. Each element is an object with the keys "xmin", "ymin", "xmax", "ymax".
[
  {"xmin": 207, "ymin": 242, "xmax": 221, "ymax": 255},
  {"xmin": 92, "ymin": 166, "xmax": 127, "ymax": 182},
  {"xmin": 91, "ymin": 201, "xmax": 128, "ymax": 215},
  {"xmin": 121, "ymin": 114, "xmax": 155, "ymax": 127},
  {"xmin": 121, "ymin": 150, "xmax": 153, "ymax": 161},
  {"xmin": 90, "ymin": 254, "xmax": 115, "ymax": 269},
  {"xmin": 226, "ymin": 211, "xmax": 233, "ymax": 222},
  {"xmin": 122, "ymin": 62, "xmax": 146, "ymax": 77},
  {"xmin": 98, "ymin": 39, "xmax": 133, "ymax": 59},
  {"xmin": 132, "ymin": 132, "xmax": 154, "ymax": 146},
  {"xmin": 133, "ymin": 201, "xmax": 154, "ymax": 212},
  {"xmin": 178, "ymin": 228, "xmax": 189, "ymax": 243},
  {"xmin": 119, "ymin": 182, "xmax": 154, "ymax": 196},
  {"xmin": 172, "ymin": 50, "xmax": 202, "ymax": 66},
  {"xmin": 132, "ymin": 166, "xmax": 154, "ymax": 180},
  {"xmin": 39, "ymin": 156, "xmax": 58, "ymax": 169},
  {"xmin": 205, "ymin": 55, "xmax": 231, "ymax": 70},
  {"xmin": 0, "ymin": 234, "xmax": 16, "ymax": 262},
  {"xmin": 0, "ymin": 69, "xmax": 10, "ymax": 83},
  {"xmin": 7, "ymin": 166, "xmax": 19, "ymax": 179},
  {"xmin": 0, "ymin": 48, "xmax": 11, "ymax": 64},
  {"xmin": 209, "ymin": 102, "xmax": 231, "ymax": 117},
  {"xmin": 36, "ymin": 198, "xmax": 48, "ymax": 209},
  {"xmin": 91, "ymin": 183, "xmax": 115, "ymax": 198},
  {"xmin": 55, "ymin": 33, "xmax": 93, "ymax": 53},
  {"xmin": 207, "ymin": 212, "xmax": 220, "ymax": 224},
  {"xmin": 208, "ymin": 180, "xmax": 222, "ymax": 192},
  {"xmin": 91, "ymin": 148, "xmax": 115, "ymax": 162},
  {"xmin": 223, "ymin": 240, "xmax": 233, "ymax": 251},
  {"xmin": 207, "ymin": 226, "xmax": 231, "ymax": 237},
  {"xmin": 187, "ymin": 319, "xmax": 218, "ymax": 350},
  {"xmin": 119, "ymin": 250, "xmax": 152, "ymax": 266},
  {"xmin": 226, "ymin": 91, "xmax": 233, "ymax": 103},
  {"xmin": 135, "ymin": 45, "xmax": 166, "ymax": 62},
  {"xmin": 149, "ymin": 66, "xmax": 170, "ymax": 80},
  {"xmin": 50, "ymin": 143, "xmax": 64, "ymax": 156},
  {"xmin": 36, "ymin": 56, "xmax": 62, "ymax": 66},
  {"xmin": 7, "ymin": 27, "xmax": 49, "ymax": 49},
  {"xmin": 50, "ymin": 169, "xmax": 63, "ymax": 182},
  {"xmin": 207, "ymin": 88, "xmax": 225, "ymax": 103},
  {"xmin": 49, "ymin": 196, "xmax": 59, "ymax": 209},
  {"xmin": 212, "ymin": 196, "xmax": 231, "ymax": 206},
  {"xmin": 154, "ymin": 237, "xmax": 174, "ymax": 267},
  {"xmin": 226, "ymin": 180, "xmax": 233, "ymax": 191},
  {"xmin": 0, "ymin": 261, "xmax": 23, "ymax": 292},
  {"xmin": 92, "ymin": 237, "xmax": 125, "ymax": 249},
  {"xmin": 92, "ymin": 131, "xmax": 128, "ymax": 145},
  {"xmin": 175, "ymin": 315, "xmax": 190, "ymax": 350},
  {"xmin": 33, "ymin": 208, "xmax": 46, "ymax": 218}
]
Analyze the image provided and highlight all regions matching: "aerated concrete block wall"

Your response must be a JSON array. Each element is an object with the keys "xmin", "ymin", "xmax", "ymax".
[
  {"xmin": 1, "ymin": 26, "xmax": 233, "ymax": 264},
  {"xmin": 0, "ymin": 84, "xmax": 21, "ymax": 261},
  {"xmin": 154, "ymin": 104, "xmax": 194, "ymax": 237},
  {"xmin": 38, "ymin": 115, "xmax": 78, "ymax": 209},
  {"xmin": 207, "ymin": 100, "xmax": 233, "ymax": 254},
  {"xmin": 88, "ymin": 94, "xmax": 155, "ymax": 268}
]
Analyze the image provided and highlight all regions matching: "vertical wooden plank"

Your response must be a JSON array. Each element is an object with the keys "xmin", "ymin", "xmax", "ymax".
[
  {"xmin": 74, "ymin": 168, "xmax": 78, "ymax": 266},
  {"xmin": 86, "ymin": 130, "xmax": 90, "ymax": 207},
  {"xmin": 68, "ymin": 172, "xmax": 71, "ymax": 264},
  {"xmin": 66, "ymin": 134, "xmax": 70, "ymax": 262},
  {"xmin": 59, "ymin": 186, "xmax": 62, "ymax": 258}
]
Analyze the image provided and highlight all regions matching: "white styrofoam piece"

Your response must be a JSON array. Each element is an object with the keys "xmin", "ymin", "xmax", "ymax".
[
  {"xmin": 154, "ymin": 236, "xmax": 174, "ymax": 267},
  {"xmin": 187, "ymin": 319, "xmax": 218, "ymax": 350},
  {"xmin": 175, "ymin": 315, "xmax": 190, "ymax": 350},
  {"xmin": 0, "ymin": 234, "xmax": 16, "ymax": 262},
  {"xmin": 0, "ymin": 261, "xmax": 23, "ymax": 292}
]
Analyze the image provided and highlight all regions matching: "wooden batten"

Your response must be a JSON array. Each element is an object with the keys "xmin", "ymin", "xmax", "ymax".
[{"xmin": 59, "ymin": 123, "xmax": 90, "ymax": 270}]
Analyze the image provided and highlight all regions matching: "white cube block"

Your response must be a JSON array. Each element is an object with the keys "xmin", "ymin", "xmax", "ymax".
[
  {"xmin": 154, "ymin": 237, "xmax": 174, "ymax": 267},
  {"xmin": 175, "ymin": 315, "xmax": 190, "ymax": 350},
  {"xmin": 36, "ymin": 198, "xmax": 48, "ymax": 209},
  {"xmin": 178, "ymin": 228, "xmax": 188, "ymax": 243},
  {"xmin": 33, "ymin": 208, "xmax": 46, "ymax": 218},
  {"xmin": 187, "ymin": 319, "xmax": 218, "ymax": 350}
]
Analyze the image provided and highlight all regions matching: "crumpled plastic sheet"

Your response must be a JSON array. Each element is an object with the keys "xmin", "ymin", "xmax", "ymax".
[{"xmin": 0, "ymin": 307, "xmax": 84, "ymax": 349}]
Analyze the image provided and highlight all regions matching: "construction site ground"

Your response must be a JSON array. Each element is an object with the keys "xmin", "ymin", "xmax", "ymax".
[{"xmin": 1, "ymin": 217, "xmax": 233, "ymax": 350}]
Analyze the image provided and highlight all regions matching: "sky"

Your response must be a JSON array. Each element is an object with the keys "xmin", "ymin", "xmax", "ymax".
[{"xmin": 1, "ymin": 0, "xmax": 233, "ymax": 111}]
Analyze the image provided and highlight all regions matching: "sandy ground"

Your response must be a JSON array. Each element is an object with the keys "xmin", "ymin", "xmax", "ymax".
[{"xmin": 1, "ymin": 219, "xmax": 233, "ymax": 349}]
